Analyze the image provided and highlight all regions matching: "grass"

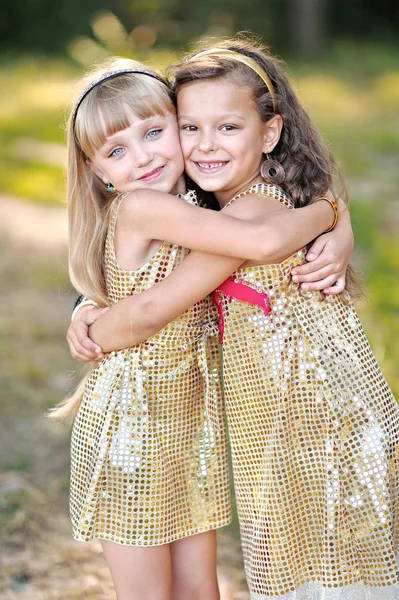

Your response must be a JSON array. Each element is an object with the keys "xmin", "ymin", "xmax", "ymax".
[{"xmin": 0, "ymin": 160, "xmax": 65, "ymax": 204}]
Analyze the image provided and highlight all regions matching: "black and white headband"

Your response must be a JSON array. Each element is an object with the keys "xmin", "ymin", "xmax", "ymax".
[{"xmin": 72, "ymin": 68, "xmax": 168, "ymax": 134}]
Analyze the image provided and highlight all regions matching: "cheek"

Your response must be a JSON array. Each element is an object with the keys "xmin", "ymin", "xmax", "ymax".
[
  {"xmin": 113, "ymin": 158, "xmax": 129, "ymax": 174},
  {"xmin": 236, "ymin": 136, "xmax": 261, "ymax": 162},
  {"xmin": 178, "ymin": 135, "xmax": 192, "ymax": 159},
  {"xmin": 159, "ymin": 136, "xmax": 183, "ymax": 161},
  {"xmin": 110, "ymin": 159, "xmax": 131, "ymax": 183}
]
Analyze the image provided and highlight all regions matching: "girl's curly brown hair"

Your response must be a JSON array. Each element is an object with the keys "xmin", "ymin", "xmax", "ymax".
[{"xmin": 170, "ymin": 36, "xmax": 361, "ymax": 296}]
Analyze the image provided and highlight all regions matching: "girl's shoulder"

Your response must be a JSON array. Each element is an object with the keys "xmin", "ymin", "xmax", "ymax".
[
  {"xmin": 119, "ymin": 188, "xmax": 198, "ymax": 220},
  {"xmin": 223, "ymin": 183, "xmax": 293, "ymax": 220},
  {"xmin": 225, "ymin": 183, "xmax": 293, "ymax": 211},
  {"xmin": 120, "ymin": 188, "xmax": 171, "ymax": 214},
  {"xmin": 112, "ymin": 188, "xmax": 200, "ymax": 242}
]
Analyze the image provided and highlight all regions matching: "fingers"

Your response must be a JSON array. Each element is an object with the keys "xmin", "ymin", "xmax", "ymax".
[
  {"xmin": 67, "ymin": 343, "xmax": 96, "ymax": 362},
  {"xmin": 299, "ymin": 274, "xmax": 340, "ymax": 292},
  {"xmin": 292, "ymin": 254, "xmax": 340, "ymax": 277},
  {"xmin": 323, "ymin": 276, "xmax": 346, "ymax": 295},
  {"xmin": 68, "ymin": 341, "xmax": 102, "ymax": 362},
  {"xmin": 74, "ymin": 320, "xmax": 101, "ymax": 352},
  {"xmin": 67, "ymin": 328, "xmax": 91, "ymax": 362},
  {"xmin": 305, "ymin": 235, "xmax": 328, "ymax": 262},
  {"xmin": 292, "ymin": 264, "xmax": 339, "ymax": 284},
  {"xmin": 67, "ymin": 320, "xmax": 103, "ymax": 362},
  {"xmin": 292, "ymin": 269, "xmax": 346, "ymax": 294}
]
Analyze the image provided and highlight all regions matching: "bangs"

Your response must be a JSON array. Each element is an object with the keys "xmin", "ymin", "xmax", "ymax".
[{"xmin": 74, "ymin": 74, "xmax": 174, "ymax": 156}]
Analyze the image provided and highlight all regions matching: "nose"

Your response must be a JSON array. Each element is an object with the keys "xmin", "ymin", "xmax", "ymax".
[
  {"xmin": 197, "ymin": 130, "xmax": 216, "ymax": 153},
  {"xmin": 132, "ymin": 141, "xmax": 152, "ymax": 168}
]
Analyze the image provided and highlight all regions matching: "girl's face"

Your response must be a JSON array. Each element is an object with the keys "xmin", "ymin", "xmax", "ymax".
[
  {"xmin": 177, "ymin": 77, "xmax": 280, "ymax": 206},
  {"xmin": 88, "ymin": 109, "xmax": 184, "ymax": 194}
]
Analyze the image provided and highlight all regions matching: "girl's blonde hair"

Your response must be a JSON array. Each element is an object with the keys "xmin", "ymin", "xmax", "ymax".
[
  {"xmin": 68, "ymin": 57, "xmax": 175, "ymax": 307},
  {"xmin": 50, "ymin": 57, "xmax": 175, "ymax": 421}
]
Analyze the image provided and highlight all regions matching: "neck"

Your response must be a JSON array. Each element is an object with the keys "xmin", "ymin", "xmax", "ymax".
[
  {"xmin": 215, "ymin": 174, "xmax": 264, "ymax": 208},
  {"xmin": 171, "ymin": 174, "xmax": 187, "ymax": 195}
]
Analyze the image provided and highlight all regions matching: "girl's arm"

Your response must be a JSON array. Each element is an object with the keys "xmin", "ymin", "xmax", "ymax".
[
  {"xmin": 89, "ymin": 197, "xmax": 335, "ymax": 352},
  {"xmin": 67, "ymin": 196, "xmax": 335, "ymax": 360},
  {"xmin": 118, "ymin": 189, "xmax": 336, "ymax": 261},
  {"xmin": 291, "ymin": 198, "xmax": 353, "ymax": 293},
  {"xmin": 89, "ymin": 251, "xmax": 243, "ymax": 351}
]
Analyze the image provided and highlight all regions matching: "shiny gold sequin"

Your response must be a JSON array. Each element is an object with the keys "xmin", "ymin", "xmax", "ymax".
[
  {"xmin": 70, "ymin": 191, "xmax": 231, "ymax": 546},
  {"xmin": 217, "ymin": 184, "xmax": 399, "ymax": 599}
]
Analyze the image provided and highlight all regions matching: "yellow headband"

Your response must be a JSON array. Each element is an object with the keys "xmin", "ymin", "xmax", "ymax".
[{"xmin": 192, "ymin": 48, "xmax": 277, "ymax": 112}]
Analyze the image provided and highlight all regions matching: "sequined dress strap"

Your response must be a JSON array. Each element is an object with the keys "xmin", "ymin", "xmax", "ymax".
[
  {"xmin": 107, "ymin": 193, "xmax": 129, "ymax": 245},
  {"xmin": 222, "ymin": 183, "xmax": 294, "ymax": 211}
]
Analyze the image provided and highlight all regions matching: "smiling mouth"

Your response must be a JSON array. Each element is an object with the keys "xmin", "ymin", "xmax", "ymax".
[
  {"xmin": 195, "ymin": 161, "xmax": 229, "ymax": 173},
  {"xmin": 138, "ymin": 165, "xmax": 165, "ymax": 181}
]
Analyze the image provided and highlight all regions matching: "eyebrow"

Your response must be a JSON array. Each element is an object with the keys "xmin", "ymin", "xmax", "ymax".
[
  {"xmin": 102, "ymin": 133, "xmax": 125, "ymax": 148},
  {"xmin": 178, "ymin": 113, "xmax": 246, "ymax": 122},
  {"xmin": 138, "ymin": 115, "xmax": 166, "ymax": 127},
  {"xmin": 102, "ymin": 116, "xmax": 166, "ymax": 148}
]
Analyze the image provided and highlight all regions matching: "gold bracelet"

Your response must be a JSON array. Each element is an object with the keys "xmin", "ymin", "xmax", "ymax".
[{"xmin": 315, "ymin": 196, "xmax": 339, "ymax": 232}]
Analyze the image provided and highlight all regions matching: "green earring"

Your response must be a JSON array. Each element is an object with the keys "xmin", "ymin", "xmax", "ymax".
[{"xmin": 107, "ymin": 183, "xmax": 116, "ymax": 192}]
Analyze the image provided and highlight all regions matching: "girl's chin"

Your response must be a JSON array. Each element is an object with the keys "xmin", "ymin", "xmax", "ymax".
[
  {"xmin": 124, "ymin": 180, "xmax": 176, "ymax": 194},
  {"xmin": 195, "ymin": 181, "xmax": 223, "ymax": 192},
  {"xmin": 185, "ymin": 171, "xmax": 229, "ymax": 193}
]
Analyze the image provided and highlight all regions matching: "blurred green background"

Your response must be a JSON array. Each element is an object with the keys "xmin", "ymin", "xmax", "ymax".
[{"xmin": 1, "ymin": 1, "xmax": 398, "ymax": 598}]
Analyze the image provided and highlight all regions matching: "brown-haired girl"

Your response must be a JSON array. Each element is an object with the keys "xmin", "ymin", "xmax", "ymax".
[
  {"xmin": 79, "ymin": 41, "xmax": 399, "ymax": 599},
  {"xmin": 54, "ymin": 55, "xmax": 350, "ymax": 600}
]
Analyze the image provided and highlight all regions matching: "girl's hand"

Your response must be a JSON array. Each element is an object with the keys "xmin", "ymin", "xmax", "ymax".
[
  {"xmin": 291, "ymin": 198, "xmax": 354, "ymax": 294},
  {"xmin": 291, "ymin": 228, "xmax": 354, "ymax": 294},
  {"xmin": 67, "ymin": 306, "xmax": 108, "ymax": 362}
]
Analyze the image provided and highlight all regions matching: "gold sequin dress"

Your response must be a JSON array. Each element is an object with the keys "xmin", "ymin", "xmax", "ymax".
[
  {"xmin": 70, "ymin": 191, "xmax": 231, "ymax": 546},
  {"xmin": 213, "ymin": 184, "xmax": 399, "ymax": 599}
]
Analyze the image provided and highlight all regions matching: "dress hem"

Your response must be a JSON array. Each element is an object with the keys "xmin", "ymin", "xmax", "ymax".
[
  {"xmin": 72, "ymin": 516, "xmax": 232, "ymax": 547},
  {"xmin": 249, "ymin": 577, "xmax": 399, "ymax": 600}
]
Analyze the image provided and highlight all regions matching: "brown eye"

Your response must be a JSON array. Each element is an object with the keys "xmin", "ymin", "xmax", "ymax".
[{"xmin": 221, "ymin": 125, "xmax": 237, "ymax": 131}]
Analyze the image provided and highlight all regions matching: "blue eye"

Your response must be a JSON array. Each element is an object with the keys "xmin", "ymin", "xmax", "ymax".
[
  {"xmin": 146, "ymin": 129, "xmax": 162, "ymax": 139},
  {"xmin": 110, "ymin": 147, "xmax": 125, "ymax": 157}
]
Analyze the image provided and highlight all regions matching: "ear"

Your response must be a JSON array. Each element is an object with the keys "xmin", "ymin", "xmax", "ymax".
[
  {"xmin": 261, "ymin": 114, "xmax": 283, "ymax": 154},
  {"xmin": 86, "ymin": 158, "xmax": 108, "ymax": 184}
]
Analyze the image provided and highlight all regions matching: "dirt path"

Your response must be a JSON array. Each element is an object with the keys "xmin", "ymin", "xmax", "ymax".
[
  {"xmin": 1, "ymin": 497, "xmax": 247, "ymax": 600},
  {"xmin": 1, "ymin": 196, "xmax": 68, "ymax": 248},
  {"xmin": 0, "ymin": 196, "xmax": 249, "ymax": 600}
]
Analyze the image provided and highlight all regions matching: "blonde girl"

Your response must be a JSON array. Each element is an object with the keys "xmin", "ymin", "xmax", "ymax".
[
  {"xmin": 55, "ymin": 56, "xmax": 346, "ymax": 600},
  {"xmin": 73, "ymin": 42, "xmax": 399, "ymax": 599}
]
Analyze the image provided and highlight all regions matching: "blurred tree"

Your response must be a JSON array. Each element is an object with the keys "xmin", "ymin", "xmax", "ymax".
[
  {"xmin": 0, "ymin": 0, "xmax": 398, "ymax": 56},
  {"xmin": 0, "ymin": 0, "xmax": 108, "ymax": 54},
  {"xmin": 110, "ymin": 0, "xmax": 282, "ymax": 50},
  {"xmin": 330, "ymin": 0, "xmax": 399, "ymax": 42},
  {"xmin": 290, "ymin": 0, "xmax": 327, "ymax": 55}
]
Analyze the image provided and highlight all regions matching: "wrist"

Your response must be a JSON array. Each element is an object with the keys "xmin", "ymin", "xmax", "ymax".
[
  {"xmin": 89, "ymin": 319, "xmax": 107, "ymax": 351},
  {"xmin": 71, "ymin": 297, "xmax": 99, "ymax": 322},
  {"xmin": 315, "ymin": 196, "xmax": 338, "ymax": 233}
]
